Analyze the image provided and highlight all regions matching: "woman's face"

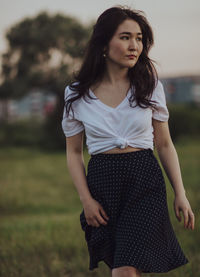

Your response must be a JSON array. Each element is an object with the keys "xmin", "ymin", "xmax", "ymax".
[{"xmin": 105, "ymin": 19, "xmax": 143, "ymax": 69}]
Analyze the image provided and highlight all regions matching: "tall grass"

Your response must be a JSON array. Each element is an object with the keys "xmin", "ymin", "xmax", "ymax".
[{"xmin": 0, "ymin": 140, "xmax": 199, "ymax": 277}]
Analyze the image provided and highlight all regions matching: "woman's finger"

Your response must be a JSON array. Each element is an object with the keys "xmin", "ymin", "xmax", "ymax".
[
  {"xmin": 188, "ymin": 210, "xmax": 195, "ymax": 230},
  {"xmin": 96, "ymin": 209, "xmax": 108, "ymax": 225},
  {"xmin": 183, "ymin": 209, "xmax": 189, "ymax": 228},
  {"xmin": 96, "ymin": 214, "xmax": 108, "ymax": 225},
  {"xmin": 174, "ymin": 204, "xmax": 181, "ymax": 221},
  {"xmin": 92, "ymin": 218, "xmax": 100, "ymax": 227},
  {"xmin": 99, "ymin": 207, "xmax": 109, "ymax": 221}
]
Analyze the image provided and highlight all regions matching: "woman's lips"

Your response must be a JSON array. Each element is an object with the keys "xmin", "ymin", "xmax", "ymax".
[{"xmin": 127, "ymin": 55, "xmax": 136, "ymax": 59}]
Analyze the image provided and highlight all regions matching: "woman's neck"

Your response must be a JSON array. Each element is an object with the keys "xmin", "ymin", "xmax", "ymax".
[{"xmin": 102, "ymin": 62, "xmax": 129, "ymax": 86}]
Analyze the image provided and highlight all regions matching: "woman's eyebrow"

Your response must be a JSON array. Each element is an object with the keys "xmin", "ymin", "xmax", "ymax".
[{"xmin": 119, "ymin": 31, "xmax": 142, "ymax": 36}]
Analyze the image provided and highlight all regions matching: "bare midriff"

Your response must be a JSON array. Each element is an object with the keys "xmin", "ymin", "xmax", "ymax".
[{"xmin": 101, "ymin": 146, "xmax": 145, "ymax": 154}]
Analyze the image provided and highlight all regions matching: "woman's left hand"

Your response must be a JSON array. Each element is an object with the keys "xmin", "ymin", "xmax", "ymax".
[{"xmin": 173, "ymin": 193, "xmax": 195, "ymax": 230}]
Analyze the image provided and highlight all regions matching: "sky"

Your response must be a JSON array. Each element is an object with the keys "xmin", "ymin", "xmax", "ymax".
[{"xmin": 0, "ymin": 0, "xmax": 200, "ymax": 77}]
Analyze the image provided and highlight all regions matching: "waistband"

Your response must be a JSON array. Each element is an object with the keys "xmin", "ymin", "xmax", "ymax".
[{"xmin": 91, "ymin": 148, "xmax": 153, "ymax": 159}]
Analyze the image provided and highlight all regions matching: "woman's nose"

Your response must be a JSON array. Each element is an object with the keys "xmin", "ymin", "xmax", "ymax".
[{"xmin": 129, "ymin": 39, "xmax": 138, "ymax": 50}]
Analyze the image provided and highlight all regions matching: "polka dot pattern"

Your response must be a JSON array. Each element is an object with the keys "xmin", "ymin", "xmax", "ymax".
[{"xmin": 79, "ymin": 148, "xmax": 189, "ymax": 273}]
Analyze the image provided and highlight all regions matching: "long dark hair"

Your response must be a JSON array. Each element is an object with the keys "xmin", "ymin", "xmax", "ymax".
[{"xmin": 65, "ymin": 5, "xmax": 159, "ymax": 117}]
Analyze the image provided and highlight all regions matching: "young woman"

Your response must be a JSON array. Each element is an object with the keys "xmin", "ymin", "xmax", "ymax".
[{"xmin": 61, "ymin": 6, "xmax": 195, "ymax": 277}]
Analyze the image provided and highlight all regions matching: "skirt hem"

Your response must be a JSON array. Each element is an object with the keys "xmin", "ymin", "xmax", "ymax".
[{"xmin": 89, "ymin": 258, "xmax": 189, "ymax": 273}]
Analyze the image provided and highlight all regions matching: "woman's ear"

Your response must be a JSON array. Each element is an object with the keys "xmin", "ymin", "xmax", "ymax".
[
  {"xmin": 103, "ymin": 46, "xmax": 109, "ymax": 56},
  {"xmin": 102, "ymin": 46, "xmax": 107, "ymax": 58}
]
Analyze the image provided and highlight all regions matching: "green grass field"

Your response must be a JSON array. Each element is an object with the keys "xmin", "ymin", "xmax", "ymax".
[{"xmin": 0, "ymin": 139, "xmax": 199, "ymax": 277}]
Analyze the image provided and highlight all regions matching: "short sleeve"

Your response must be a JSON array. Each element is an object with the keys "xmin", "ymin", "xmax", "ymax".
[
  {"xmin": 151, "ymin": 80, "xmax": 169, "ymax": 121},
  {"xmin": 61, "ymin": 86, "xmax": 85, "ymax": 137}
]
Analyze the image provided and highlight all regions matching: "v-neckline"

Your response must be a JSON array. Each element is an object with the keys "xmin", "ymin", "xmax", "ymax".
[{"xmin": 89, "ymin": 87, "xmax": 132, "ymax": 111}]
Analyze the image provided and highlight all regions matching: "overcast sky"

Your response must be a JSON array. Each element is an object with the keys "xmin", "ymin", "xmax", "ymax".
[{"xmin": 1, "ymin": 0, "xmax": 200, "ymax": 77}]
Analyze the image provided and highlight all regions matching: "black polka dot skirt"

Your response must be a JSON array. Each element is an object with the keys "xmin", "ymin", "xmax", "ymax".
[{"xmin": 79, "ymin": 148, "xmax": 189, "ymax": 273}]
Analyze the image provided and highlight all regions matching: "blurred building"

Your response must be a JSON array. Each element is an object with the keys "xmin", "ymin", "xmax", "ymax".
[
  {"xmin": 161, "ymin": 75, "xmax": 200, "ymax": 105},
  {"xmin": 0, "ymin": 89, "xmax": 57, "ymax": 122}
]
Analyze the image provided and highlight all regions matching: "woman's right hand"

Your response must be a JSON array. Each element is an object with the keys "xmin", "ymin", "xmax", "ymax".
[{"xmin": 82, "ymin": 197, "xmax": 109, "ymax": 227}]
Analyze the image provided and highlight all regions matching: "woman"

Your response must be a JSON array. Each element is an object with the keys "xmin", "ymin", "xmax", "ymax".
[{"xmin": 61, "ymin": 6, "xmax": 195, "ymax": 277}]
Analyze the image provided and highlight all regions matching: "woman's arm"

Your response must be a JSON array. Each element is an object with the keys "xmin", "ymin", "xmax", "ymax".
[
  {"xmin": 152, "ymin": 119, "xmax": 195, "ymax": 230},
  {"xmin": 66, "ymin": 131, "xmax": 92, "ymax": 204},
  {"xmin": 65, "ymin": 131, "xmax": 109, "ymax": 227}
]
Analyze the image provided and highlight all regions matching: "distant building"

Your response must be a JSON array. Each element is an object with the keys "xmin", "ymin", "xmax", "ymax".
[
  {"xmin": 0, "ymin": 88, "xmax": 57, "ymax": 122},
  {"xmin": 161, "ymin": 75, "xmax": 200, "ymax": 105},
  {"xmin": 192, "ymin": 84, "xmax": 200, "ymax": 103}
]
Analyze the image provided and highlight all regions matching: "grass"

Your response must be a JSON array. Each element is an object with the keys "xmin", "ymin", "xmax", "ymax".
[{"xmin": 0, "ymin": 139, "xmax": 199, "ymax": 277}]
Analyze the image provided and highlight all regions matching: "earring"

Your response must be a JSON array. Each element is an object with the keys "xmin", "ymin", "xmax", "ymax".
[{"xmin": 103, "ymin": 53, "xmax": 106, "ymax": 58}]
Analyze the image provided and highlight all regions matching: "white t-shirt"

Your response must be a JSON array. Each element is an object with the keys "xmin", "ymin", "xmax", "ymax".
[{"xmin": 61, "ymin": 80, "xmax": 169, "ymax": 155}]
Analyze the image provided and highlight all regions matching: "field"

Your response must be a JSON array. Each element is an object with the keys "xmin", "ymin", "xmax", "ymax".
[{"xmin": 0, "ymin": 139, "xmax": 199, "ymax": 277}]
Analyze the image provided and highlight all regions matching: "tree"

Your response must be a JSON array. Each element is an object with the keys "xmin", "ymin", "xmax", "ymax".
[{"xmin": 0, "ymin": 11, "xmax": 93, "ymax": 149}]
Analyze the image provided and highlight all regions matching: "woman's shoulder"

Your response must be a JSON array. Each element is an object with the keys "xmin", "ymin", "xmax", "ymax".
[
  {"xmin": 64, "ymin": 81, "xmax": 80, "ymax": 100},
  {"xmin": 154, "ymin": 79, "xmax": 164, "ymax": 92},
  {"xmin": 151, "ymin": 79, "xmax": 166, "ymax": 101}
]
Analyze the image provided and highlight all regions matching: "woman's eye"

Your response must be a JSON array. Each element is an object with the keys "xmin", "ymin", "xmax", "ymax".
[
  {"xmin": 121, "ymin": 36, "xmax": 129, "ymax": 40},
  {"xmin": 137, "ymin": 37, "xmax": 142, "ymax": 41}
]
